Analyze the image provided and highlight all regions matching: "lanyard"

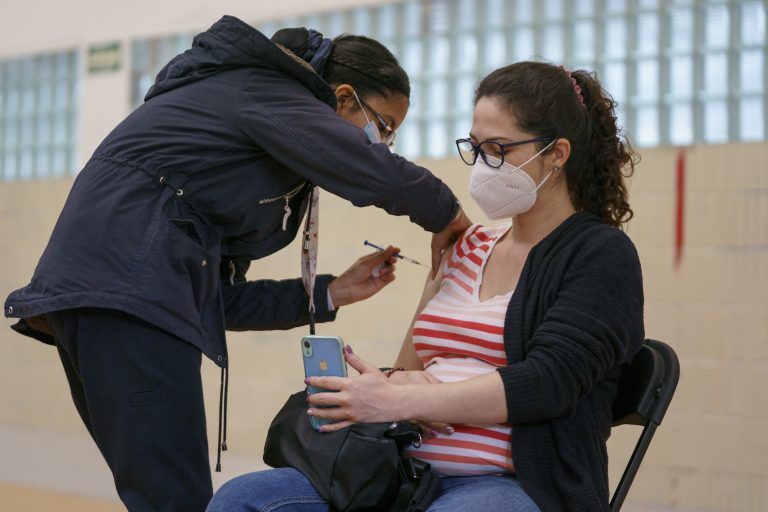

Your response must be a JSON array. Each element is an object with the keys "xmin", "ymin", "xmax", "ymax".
[{"xmin": 300, "ymin": 186, "xmax": 319, "ymax": 334}]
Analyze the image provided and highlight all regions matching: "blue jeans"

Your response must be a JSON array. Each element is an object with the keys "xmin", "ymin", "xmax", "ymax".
[{"xmin": 206, "ymin": 468, "xmax": 540, "ymax": 512}]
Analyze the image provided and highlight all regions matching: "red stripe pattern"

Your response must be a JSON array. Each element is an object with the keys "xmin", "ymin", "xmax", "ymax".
[{"xmin": 408, "ymin": 223, "xmax": 515, "ymax": 475}]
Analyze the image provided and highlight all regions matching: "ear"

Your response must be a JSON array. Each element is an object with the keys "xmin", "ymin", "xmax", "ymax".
[
  {"xmin": 334, "ymin": 84, "xmax": 359, "ymax": 116},
  {"xmin": 551, "ymin": 138, "xmax": 572, "ymax": 169}
]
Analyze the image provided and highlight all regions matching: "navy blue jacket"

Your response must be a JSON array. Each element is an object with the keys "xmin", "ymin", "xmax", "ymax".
[{"xmin": 4, "ymin": 16, "xmax": 459, "ymax": 365}]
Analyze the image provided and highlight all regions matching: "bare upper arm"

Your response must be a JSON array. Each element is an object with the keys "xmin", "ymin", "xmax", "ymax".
[{"xmin": 394, "ymin": 244, "xmax": 453, "ymax": 370}]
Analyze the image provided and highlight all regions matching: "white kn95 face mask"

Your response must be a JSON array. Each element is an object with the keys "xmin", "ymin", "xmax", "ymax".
[{"xmin": 468, "ymin": 140, "xmax": 556, "ymax": 219}]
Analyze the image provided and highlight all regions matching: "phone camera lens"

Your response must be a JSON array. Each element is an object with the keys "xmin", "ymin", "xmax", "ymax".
[{"xmin": 303, "ymin": 340, "xmax": 311, "ymax": 348}]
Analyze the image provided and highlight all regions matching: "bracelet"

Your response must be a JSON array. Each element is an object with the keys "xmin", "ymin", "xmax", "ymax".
[{"xmin": 384, "ymin": 367, "xmax": 405, "ymax": 378}]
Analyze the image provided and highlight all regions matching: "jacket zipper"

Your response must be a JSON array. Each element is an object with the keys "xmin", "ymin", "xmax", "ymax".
[{"xmin": 258, "ymin": 181, "xmax": 307, "ymax": 231}]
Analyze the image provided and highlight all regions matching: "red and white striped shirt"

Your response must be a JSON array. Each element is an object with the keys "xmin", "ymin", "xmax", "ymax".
[{"xmin": 407, "ymin": 223, "xmax": 515, "ymax": 475}]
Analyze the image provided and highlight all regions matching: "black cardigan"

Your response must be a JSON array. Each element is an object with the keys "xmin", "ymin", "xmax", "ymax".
[{"xmin": 497, "ymin": 213, "xmax": 645, "ymax": 511}]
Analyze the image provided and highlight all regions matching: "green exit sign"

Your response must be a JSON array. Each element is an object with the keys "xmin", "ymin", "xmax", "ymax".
[{"xmin": 88, "ymin": 42, "xmax": 121, "ymax": 73}]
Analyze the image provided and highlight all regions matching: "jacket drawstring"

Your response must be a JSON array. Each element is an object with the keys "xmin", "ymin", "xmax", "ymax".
[{"xmin": 216, "ymin": 365, "xmax": 229, "ymax": 472}]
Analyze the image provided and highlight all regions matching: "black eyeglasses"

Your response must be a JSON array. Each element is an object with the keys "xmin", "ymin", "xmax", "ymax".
[
  {"xmin": 455, "ymin": 137, "xmax": 556, "ymax": 168},
  {"xmin": 358, "ymin": 98, "xmax": 397, "ymax": 147}
]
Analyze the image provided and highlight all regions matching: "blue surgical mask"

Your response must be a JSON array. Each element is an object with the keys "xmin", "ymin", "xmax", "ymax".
[{"xmin": 352, "ymin": 90, "xmax": 383, "ymax": 144}]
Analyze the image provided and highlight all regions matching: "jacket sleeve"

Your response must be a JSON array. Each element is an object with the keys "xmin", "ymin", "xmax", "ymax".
[
  {"xmin": 221, "ymin": 258, "xmax": 337, "ymax": 331},
  {"xmin": 497, "ymin": 229, "xmax": 645, "ymax": 424},
  {"xmin": 235, "ymin": 74, "xmax": 460, "ymax": 233}
]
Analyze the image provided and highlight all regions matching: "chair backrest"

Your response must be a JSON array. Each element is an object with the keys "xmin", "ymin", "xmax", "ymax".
[{"xmin": 610, "ymin": 338, "xmax": 680, "ymax": 511}]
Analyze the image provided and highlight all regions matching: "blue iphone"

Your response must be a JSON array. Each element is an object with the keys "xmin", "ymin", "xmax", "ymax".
[{"xmin": 301, "ymin": 335, "xmax": 348, "ymax": 430}]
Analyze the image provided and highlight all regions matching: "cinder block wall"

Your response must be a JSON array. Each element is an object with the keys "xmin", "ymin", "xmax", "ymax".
[{"xmin": 1, "ymin": 141, "xmax": 766, "ymax": 510}]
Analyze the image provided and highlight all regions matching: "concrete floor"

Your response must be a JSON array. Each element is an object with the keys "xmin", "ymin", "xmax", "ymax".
[{"xmin": 0, "ymin": 423, "xmax": 267, "ymax": 511}]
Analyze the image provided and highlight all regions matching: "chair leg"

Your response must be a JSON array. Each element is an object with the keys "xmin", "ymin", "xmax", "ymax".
[{"xmin": 610, "ymin": 422, "xmax": 658, "ymax": 512}]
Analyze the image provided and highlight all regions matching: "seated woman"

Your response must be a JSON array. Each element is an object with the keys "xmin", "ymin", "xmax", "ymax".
[{"xmin": 207, "ymin": 61, "xmax": 644, "ymax": 512}]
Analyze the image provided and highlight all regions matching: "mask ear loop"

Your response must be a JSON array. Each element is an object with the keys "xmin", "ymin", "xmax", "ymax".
[{"xmin": 352, "ymin": 89, "xmax": 372, "ymax": 125}]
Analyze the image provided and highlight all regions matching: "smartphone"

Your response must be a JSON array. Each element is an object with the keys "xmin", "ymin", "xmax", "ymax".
[{"xmin": 301, "ymin": 335, "xmax": 348, "ymax": 430}]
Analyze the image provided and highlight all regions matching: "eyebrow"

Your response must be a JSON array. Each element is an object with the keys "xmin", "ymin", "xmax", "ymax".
[{"xmin": 468, "ymin": 133, "xmax": 511, "ymax": 143}]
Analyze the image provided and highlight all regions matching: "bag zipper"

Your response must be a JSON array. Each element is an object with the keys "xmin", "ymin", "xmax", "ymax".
[{"xmin": 258, "ymin": 181, "xmax": 307, "ymax": 231}]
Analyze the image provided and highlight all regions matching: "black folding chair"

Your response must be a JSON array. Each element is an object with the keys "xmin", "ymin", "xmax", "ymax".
[{"xmin": 610, "ymin": 338, "xmax": 680, "ymax": 511}]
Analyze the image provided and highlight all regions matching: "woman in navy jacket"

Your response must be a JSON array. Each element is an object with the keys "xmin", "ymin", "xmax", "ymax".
[{"xmin": 4, "ymin": 16, "xmax": 469, "ymax": 512}]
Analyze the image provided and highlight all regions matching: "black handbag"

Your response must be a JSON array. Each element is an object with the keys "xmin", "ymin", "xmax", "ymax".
[{"xmin": 263, "ymin": 389, "xmax": 441, "ymax": 512}]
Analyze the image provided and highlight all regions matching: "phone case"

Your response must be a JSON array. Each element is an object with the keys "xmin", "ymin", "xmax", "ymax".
[{"xmin": 302, "ymin": 335, "xmax": 347, "ymax": 430}]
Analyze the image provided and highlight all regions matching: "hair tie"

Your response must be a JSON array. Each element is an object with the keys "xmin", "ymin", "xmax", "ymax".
[{"xmin": 559, "ymin": 65, "xmax": 586, "ymax": 108}]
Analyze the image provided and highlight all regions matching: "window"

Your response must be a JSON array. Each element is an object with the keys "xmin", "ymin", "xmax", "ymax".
[
  {"xmin": 0, "ymin": 50, "xmax": 79, "ymax": 181},
  {"xmin": 131, "ymin": 33, "xmax": 196, "ymax": 108},
  {"xmin": 126, "ymin": 0, "xmax": 767, "ymax": 159}
]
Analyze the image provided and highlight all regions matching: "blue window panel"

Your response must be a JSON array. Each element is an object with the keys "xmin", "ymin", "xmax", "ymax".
[
  {"xmin": 456, "ymin": 34, "xmax": 478, "ymax": 72},
  {"xmin": 453, "ymin": 117, "xmax": 472, "ymax": 141},
  {"xmin": 636, "ymin": 106, "xmax": 659, "ymax": 146},
  {"xmin": 637, "ymin": 13, "xmax": 659, "ymax": 56},
  {"xmin": 513, "ymin": 27, "xmax": 535, "ymax": 61},
  {"xmin": 52, "ymin": 147, "xmax": 67, "ymax": 176},
  {"xmin": 669, "ymin": 56, "xmax": 693, "ymax": 97},
  {"xmin": 638, "ymin": 0, "xmax": 659, "ymax": 9},
  {"xmin": 704, "ymin": 53, "xmax": 728, "ymax": 94},
  {"xmin": 398, "ymin": 123, "xmax": 420, "ymax": 159},
  {"xmin": 605, "ymin": 18, "xmax": 627, "ymax": 58},
  {"xmin": 4, "ymin": 151, "xmax": 17, "ymax": 181},
  {"xmin": 574, "ymin": 21, "xmax": 595, "ymax": 61},
  {"xmin": 454, "ymin": 76, "xmax": 476, "ymax": 113},
  {"xmin": 429, "ymin": 37, "xmax": 450, "ymax": 73},
  {"xmin": 404, "ymin": 1, "xmax": 422, "ymax": 37},
  {"xmin": 457, "ymin": 0, "xmax": 476, "ymax": 29},
  {"xmin": 484, "ymin": 30, "xmax": 506, "ymax": 71},
  {"xmin": 740, "ymin": 50, "xmax": 763, "ymax": 93},
  {"xmin": 740, "ymin": 97, "xmax": 764, "ymax": 140},
  {"xmin": 544, "ymin": 0, "xmax": 564, "ymax": 21},
  {"xmin": 669, "ymin": 103, "xmax": 694, "ymax": 145},
  {"xmin": 605, "ymin": 62, "xmax": 627, "ymax": 104},
  {"xmin": 705, "ymin": 3, "xmax": 730, "ymax": 49},
  {"xmin": 376, "ymin": 5, "xmax": 396, "ymax": 39},
  {"xmin": 607, "ymin": 0, "xmax": 627, "ymax": 14},
  {"xmin": 637, "ymin": 60, "xmax": 659, "ymax": 100},
  {"xmin": 514, "ymin": 0, "xmax": 535, "ymax": 23},
  {"xmin": 670, "ymin": 8, "xmax": 694, "ymax": 51},
  {"xmin": 427, "ymin": 120, "xmax": 448, "ymax": 159},
  {"xmin": 427, "ymin": 79, "xmax": 448, "ymax": 115},
  {"xmin": 741, "ymin": 1, "xmax": 766, "ymax": 45},
  {"xmin": 403, "ymin": 39, "xmax": 423, "ymax": 73},
  {"xmin": 543, "ymin": 25, "xmax": 565, "ymax": 63},
  {"xmin": 428, "ymin": 0, "xmax": 450, "ymax": 33},
  {"xmin": 704, "ymin": 100, "xmax": 729, "ymax": 143},
  {"xmin": 351, "ymin": 8, "xmax": 371, "ymax": 34},
  {"xmin": 485, "ymin": 0, "xmax": 505, "ymax": 27},
  {"xmin": 573, "ymin": 0, "xmax": 595, "ymax": 17}
]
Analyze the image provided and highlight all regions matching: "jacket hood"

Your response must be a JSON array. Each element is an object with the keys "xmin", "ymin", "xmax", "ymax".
[{"xmin": 144, "ymin": 15, "xmax": 336, "ymax": 106}]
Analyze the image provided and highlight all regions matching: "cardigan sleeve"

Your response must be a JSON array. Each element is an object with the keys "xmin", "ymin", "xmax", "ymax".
[{"xmin": 497, "ymin": 228, "xmax": 645, "ymax": 424}]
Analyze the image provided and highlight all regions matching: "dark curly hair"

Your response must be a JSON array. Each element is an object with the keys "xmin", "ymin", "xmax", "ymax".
[{"xmin": 474, "ymin": 61, "xmax": 638, "ymax": 228}]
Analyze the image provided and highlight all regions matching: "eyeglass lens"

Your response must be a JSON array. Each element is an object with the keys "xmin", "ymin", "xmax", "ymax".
[{"xmin": 456, "ymin": 140, "xmax": 506, "ymax": 168}]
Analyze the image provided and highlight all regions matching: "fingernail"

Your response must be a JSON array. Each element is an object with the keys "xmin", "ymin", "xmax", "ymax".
[
  {"xmin": 307, "ymin": 408, "xmax": 314, "ymax": 415},
  {"xmin": 445, "ymin": 426, "xmax": 455, "ymax": 435},
  {"xmin": 430, "ymin": 430, "xmax": 438, "ymax": 437},
  {"xmin": 345, "ymin": 345, "xmax": 353, "ymax": 354},
  {"xmin": 304, "ymin": 378, "xmax": 311, "ymax": 385}
]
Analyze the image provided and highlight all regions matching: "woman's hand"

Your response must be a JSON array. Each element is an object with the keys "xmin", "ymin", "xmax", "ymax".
[
  {"xmin": 306, "ymin": 347, "xmax": 397, "ymax": 431},
  {"xmin": 328, "ymin": 246, "xmax": 399, "ymax": 307},
  {"xmin": 307, "ymin": 348, "xmax": 454, "ymax": 436}
]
